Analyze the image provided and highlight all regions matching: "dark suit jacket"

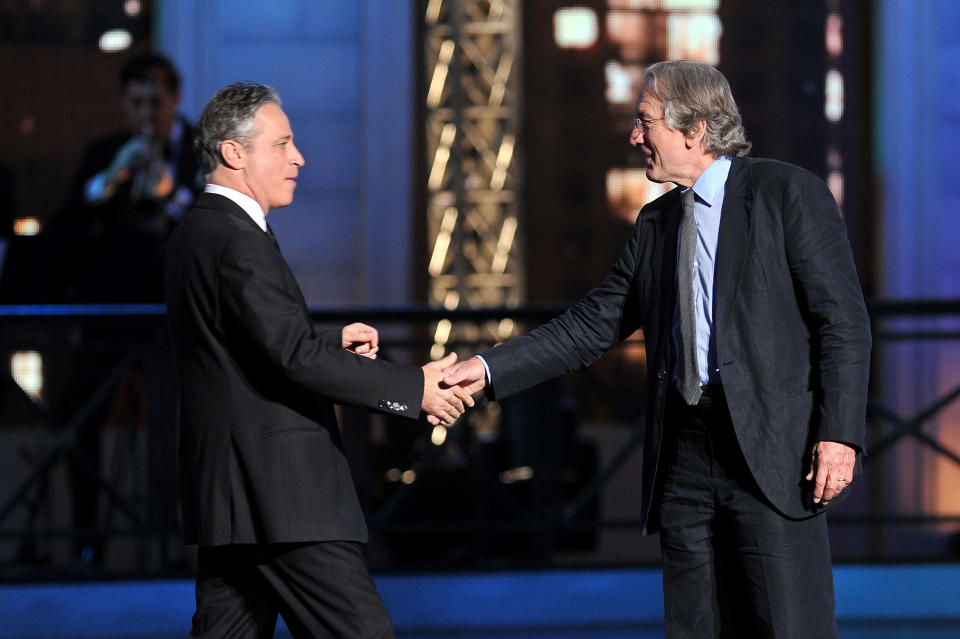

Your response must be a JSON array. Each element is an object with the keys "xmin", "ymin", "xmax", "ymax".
[
  {"xmin": 164, "ymin": 192, "xmax": 424, "ymax": 546},
  {"xmin": 482, "ymin": 157, "xmax": 871, "ymax": 533}
]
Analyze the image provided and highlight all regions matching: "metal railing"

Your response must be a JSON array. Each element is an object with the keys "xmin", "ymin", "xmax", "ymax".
[{"xmin": 1, "ymin": 300, "xmax": 958, "ymax": 580}]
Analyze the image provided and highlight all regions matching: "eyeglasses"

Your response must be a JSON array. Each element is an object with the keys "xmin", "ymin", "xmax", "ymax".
[{"xmin": 633, "ymin": 117, "xmax": 664, "ymax": 134}]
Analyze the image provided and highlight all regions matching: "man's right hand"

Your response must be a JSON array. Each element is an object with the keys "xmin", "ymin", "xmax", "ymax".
[
  {"xmin": 442, "ymin": 356, "xmax": 488, "ymax": 395},
  {"xmin": 421, "ymin": 352, "xmax": 476, "ymax": 426}
]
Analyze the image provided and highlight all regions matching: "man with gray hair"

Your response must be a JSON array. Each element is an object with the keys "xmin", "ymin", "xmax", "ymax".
[
  {"xmin": 444, "ymin": 60, "xmax": 871, "ymax": 637},
  {"xmin": 164, "ymin": 82, "xmax": 477, "ymax": 638}
]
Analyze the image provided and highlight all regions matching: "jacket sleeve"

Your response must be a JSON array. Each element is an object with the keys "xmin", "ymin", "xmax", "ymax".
[
  {"xmin": 483, "ymin": 219, "xmax": 646, "ymax": 400},
  {"xmin": 216, "ymin": 230, "xmax": 423, "ymax": 419},
  {"xmin": 781, "ymin": 168, "xmax": 871, "ymax": 451}
]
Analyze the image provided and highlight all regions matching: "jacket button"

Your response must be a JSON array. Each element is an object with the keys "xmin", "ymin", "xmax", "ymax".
[{"xmin": 657, "ymin": 370, "xmax": 667, "ymax": 380}]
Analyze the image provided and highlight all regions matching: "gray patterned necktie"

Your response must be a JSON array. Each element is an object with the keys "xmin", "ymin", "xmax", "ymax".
[{"xmin": 677, "ymin": 188, "xmax": 702, "ymax": 406}]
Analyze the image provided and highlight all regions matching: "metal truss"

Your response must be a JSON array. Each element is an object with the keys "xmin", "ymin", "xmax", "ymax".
[{"xmin": 423, "ymin": 0, "xmax": 525, "ymax": 379}]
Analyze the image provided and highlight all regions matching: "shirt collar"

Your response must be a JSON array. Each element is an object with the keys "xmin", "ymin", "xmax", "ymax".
[
  {"xmin": 204, "ymin": 183, "xmax": 267, "ymax": 232},
  {"xmin": 690, "ymin": 156, "xmax": 732, "ymax": 207}
]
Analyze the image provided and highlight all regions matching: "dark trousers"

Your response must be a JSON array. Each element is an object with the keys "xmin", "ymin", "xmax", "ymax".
[
  {"xmin": 658, "ymin": 387, "xmax": 837, "ymax": 639},
  {"xmin": 192, "ymin": 541, "xmax": 394, "ymax": 639}
]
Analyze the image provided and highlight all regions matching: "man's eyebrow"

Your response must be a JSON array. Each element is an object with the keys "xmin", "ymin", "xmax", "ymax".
[{"xmin": 275, "ymin": 133, "xmax": 292, "ymax": 142}]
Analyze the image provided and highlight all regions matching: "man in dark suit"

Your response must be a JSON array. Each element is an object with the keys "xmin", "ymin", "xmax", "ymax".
[
  {"xmin": 164, "ymin": 82, "xmax": 476, "ymax": 638},
  {"xmin": 59, "ymin": 53, "xmax": 202, "ymax": 234},
  {"xmin": 444, "ymin": 61, "xmax": 871, "ymax": 637}
]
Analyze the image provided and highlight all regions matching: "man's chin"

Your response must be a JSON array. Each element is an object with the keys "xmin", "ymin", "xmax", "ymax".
[
  {"xmin": 267, "ymin": 198, "xmax": 295, "ymax": 212},
  {"xmin": 645, "ymin": 168, "xmax": 666, "ymax": 184}
]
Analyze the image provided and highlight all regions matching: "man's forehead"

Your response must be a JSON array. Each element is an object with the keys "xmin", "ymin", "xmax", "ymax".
[{"xmin": 255, "ymin": 103, "xmax": 293, "ymax": 136}]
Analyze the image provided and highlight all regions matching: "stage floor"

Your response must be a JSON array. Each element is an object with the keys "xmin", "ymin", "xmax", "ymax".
[
  {"xmin": 2, "ymin": 564, "xmax": 958, "ymax": 638},
  {"xmin": 16, "ymin": 622, "xmax": 960, "ymax": 639}
]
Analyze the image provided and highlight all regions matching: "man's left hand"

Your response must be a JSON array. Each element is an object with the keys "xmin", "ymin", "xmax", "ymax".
[
  {"xmin": 806, "ymin": 440, "xmax": 856, "ymax": 505},
  {"xmin": 342, "ymin": 322, "xmax": 379, "ymax": 359}
]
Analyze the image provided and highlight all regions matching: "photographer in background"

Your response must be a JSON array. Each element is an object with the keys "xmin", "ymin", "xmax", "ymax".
[{"xmin": 57, "ymin": 52, "xmax": 201, "ymax": 234}]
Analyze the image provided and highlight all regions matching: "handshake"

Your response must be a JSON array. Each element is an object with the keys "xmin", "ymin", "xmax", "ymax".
[
  {"xmin": 420, "ymin": 352, "xmax": 488, "ymax": 425},
  {"xmin": 341, "ymin": 322, "xmax": 489, "ymax": 426}
]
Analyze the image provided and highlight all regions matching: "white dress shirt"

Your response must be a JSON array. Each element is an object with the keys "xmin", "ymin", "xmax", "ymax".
[{"xmin": 203, "ymin": 183, "xmax": 268, "ymax": 232}]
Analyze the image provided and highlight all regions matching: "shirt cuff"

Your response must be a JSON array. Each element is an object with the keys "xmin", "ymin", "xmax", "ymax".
[{"xmin": 475, "ymin": 355, "xmax": 493, "ymax": 385}]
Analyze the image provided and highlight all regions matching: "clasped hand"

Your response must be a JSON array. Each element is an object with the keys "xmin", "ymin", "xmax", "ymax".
[
  {"xmin": 421, "ymin": 353, "xmax": 486, "ymax": 425},
  {"xmin": 340, "ymin": 325, "xmax": 482, "ymax": 426},
  {"xmin": 418, "ymin": 355, "xmax": 487, "ymax": 426}
]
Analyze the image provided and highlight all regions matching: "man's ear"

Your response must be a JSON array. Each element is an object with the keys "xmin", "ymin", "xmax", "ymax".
[
  {"xmin": 220, "ymin": 140, "xmax": 245, "ymax": 170},
  {"xmin": 685, "ymin": 119, "xmax": 707, "ymax": 149}
]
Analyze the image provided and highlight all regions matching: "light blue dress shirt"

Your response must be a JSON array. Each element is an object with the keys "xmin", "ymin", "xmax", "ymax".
[
  {"xmin": 674, "ymin": 156, "xmax": 731, "ymax": 386},
  {"xmin": 476, "ymin": 156, "xmax": 732, "ymax": 388}
]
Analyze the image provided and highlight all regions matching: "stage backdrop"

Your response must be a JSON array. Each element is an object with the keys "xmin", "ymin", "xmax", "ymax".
[{"xmin": 159, "ymin": 0, "xmax": 416, "ymax": 306}]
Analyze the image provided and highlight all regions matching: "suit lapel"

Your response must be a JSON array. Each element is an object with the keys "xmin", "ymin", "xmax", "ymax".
[
  {"xmin": 651, "ymin": 188, "xmax": 682, "ymax": 371},
  {"xmin": 195, "ymin": 192, "xmax": 313, "ymax": 317},
  {"xmin": 714, "ymin": 157, "xmax": 753, "ymax": 333}
]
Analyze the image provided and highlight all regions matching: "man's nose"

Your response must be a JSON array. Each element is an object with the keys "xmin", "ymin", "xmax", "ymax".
[
  {"xmin": 291, "ymin": 144, "xmax": 305, "ymax": 167},
  {"xmin": 629, "ymin": 127, "xmax": 643, "ymax": 146}
]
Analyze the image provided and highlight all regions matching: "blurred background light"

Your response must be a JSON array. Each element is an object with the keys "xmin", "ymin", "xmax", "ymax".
[
  {"xmin": 826, "ymin": 13, "xmax": 843, "ymax": 57},
  {"xmin": 11, "ymin": 351, "xmax": 43, "ymax": 401},
  {"xmin": 13, "ymin": 217, "xmax": 41, "ymax": 236},
  {"xmin": 666, "ymin": 13, "xmax": 721, "ymax": 65},
  {"xmin": 825, "ymin": 69, "xmax": 844, "ymax": 121},
  {"xmin": 605, "ymin": 60, "xmax": 640, "ymax": 104},
  {"xmin": 124, "ymin": 0, "xmax": 142, "ymax": 17},
  {"xmin": 98, "ymin": 28, "xmax": 132, "ymax": 52},
  {"xmin": 554, "ymin": 7, "xmax": 599, "ymax": 49}
]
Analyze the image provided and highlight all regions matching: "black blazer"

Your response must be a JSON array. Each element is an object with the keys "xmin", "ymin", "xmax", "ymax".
[
  {"xmin": 164, "ymin": 192, "xmax": 424, "ymax": 546},
  {"xmin": 482, "ymin": 157, "xmax": 871, "ymax": 533}
]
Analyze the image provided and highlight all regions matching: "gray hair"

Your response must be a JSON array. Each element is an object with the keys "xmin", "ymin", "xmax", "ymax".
[
  {"xmin": 194, "ymin": 82, "xmax": 281, "ymax": 179},
  {"xmin": 641, "ymin": 61, "xmax": 751, "ymax": 158}
]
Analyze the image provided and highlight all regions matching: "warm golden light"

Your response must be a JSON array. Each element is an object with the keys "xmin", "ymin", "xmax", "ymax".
[
  {"xmin": 428, "ymin": 123, "xmax": 456, "ymax": 190},
  {"xmin": 491, "ymin": 216, "xmax": 517, "ymax": 274},
  {"xmin": 490, "ymin": 134, "xmax": 515, "ymax": 190},
  {"xmin": 431, "ymin": 425, "xmax": 448, "ymax": 446},
  {"xmin": 427, "ymin": 40, "xmax": 455, "ymax": 108},
  {"xmin": 11, "ymin": 351, "xmax": 43, "ymax": 401},
  {"xmin": 443, "ymin": 290, "xmax": 460, "ymax": 311},
  {"xmin": 13, "ymin": 217, "xmax": 41, "ymax": 236},
  {"xmin": 428, "ymin": 207, "xmax": 458, "ymax": 276},
  {"xmin": 498, "ymin": 318, "xmax": 515, "ymax": 340},
  {"xmin": 607, "ymin": 168, "xmax": 671, "ymax": 222}
]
